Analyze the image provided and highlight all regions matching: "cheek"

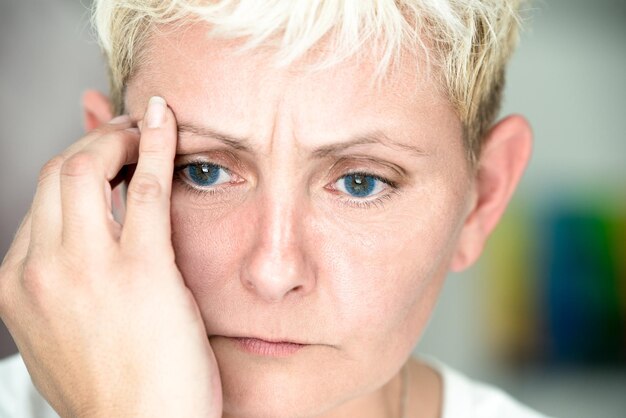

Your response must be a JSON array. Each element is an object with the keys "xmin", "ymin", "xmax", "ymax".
[
  {"xmin": 169, "ymin": 191, "xmax": 246, "ymax": 304},
  {"xmin": 294, "ymin": 177, "xmax": 468, "ymax": 392},
  {"xmin": 321, "ymin": 183, "xmax": 464, "ymax": 347}
]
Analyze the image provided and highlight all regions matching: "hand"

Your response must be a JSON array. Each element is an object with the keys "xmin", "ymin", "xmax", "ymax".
[{"xmin": 0, "ymin": 97, "xmax": 222, "ymax": 417}]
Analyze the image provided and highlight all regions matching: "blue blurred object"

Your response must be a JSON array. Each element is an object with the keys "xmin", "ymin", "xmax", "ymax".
[{"xmin": 541, "ymin": 204, "xmax": 625, "ymax": 367}]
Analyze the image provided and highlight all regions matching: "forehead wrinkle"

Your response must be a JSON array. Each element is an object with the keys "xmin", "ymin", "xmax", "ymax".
[
  {"xmin": 176, "ymin": 121, "xmax": 428, "ymax": 161},
  {"xmin": 177, "ymin": 122, "xmax": 254, "ymax": 152}
]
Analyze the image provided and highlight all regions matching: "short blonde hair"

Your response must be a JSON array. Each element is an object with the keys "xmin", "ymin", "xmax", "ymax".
[{"xmin": 92, "ymin": 0, "xmax": 527, "ymax": 165}]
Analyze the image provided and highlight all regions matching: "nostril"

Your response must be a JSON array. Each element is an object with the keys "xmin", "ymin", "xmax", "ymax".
[{"xmin": 288, "ymin": 284, "xmax": 306, "ymax": 295}]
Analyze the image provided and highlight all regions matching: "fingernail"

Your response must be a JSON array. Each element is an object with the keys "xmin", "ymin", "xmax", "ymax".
[
  {"xmin": 110, "ymin": 115, "xmax": 131, "ymax": 124},
  {"xmin": 146, "ymin": 96, "xmax": 166, "ymax": 129},
  {"xmin": 125, "ymin": 127, "xmax": 140, "ymax": 134}
]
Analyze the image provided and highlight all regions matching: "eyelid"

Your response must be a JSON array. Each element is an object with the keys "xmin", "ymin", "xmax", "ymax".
[
  {"xmin": 329, "ymin": 156, "xmax": 403, "ymax": 180},
  {"xmin": 175, "ymin": 150, "xmax": 247, "ymax": 174},
  {"xmin": 174, "ymin": 159, "xmax": 229, "ymax": 171},
  {"xmin": 339, "ymin": 170, "xmax": 396, "ymax": 186}
]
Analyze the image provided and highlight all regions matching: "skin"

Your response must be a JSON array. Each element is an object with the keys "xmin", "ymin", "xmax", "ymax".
[{"xmin": 0, "ymin": 21, "xmax": 532, "ymax": 418}]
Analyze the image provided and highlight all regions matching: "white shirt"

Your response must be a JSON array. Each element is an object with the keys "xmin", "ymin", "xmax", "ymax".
[
  {"xmin": 425, "ymin": 356, "xmax": 552, "ymax": 418},
  {"xmin": 0, "ymin": 353, "xmax": 552, "ymax": 418}
]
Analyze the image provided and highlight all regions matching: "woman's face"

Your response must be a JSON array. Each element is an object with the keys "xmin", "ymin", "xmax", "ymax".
[{"xmin": 125, "ymin": 24, "xmax": 474, "ymax": 418}]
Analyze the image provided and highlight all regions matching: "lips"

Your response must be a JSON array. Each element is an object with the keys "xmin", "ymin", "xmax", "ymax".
[{"xmin": 226, "ymin": 336, "xmax": 308, "ymax": 357}]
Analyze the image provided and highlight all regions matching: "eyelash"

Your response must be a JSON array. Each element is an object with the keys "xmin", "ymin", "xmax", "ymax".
[{"xmin": 173, "ymin": 160, "xmax": 401, "ymax": 210}]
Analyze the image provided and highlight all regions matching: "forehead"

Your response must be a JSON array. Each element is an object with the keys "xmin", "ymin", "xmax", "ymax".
[{"xmin": 125, "ymin": 22, "xmax": 460, "ymax": 151}]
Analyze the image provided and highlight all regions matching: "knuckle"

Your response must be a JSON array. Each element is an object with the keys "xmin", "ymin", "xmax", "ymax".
[
  {"xmin": 127, "ymin": 173, "xmax": 163, "ymax": 202},
  {"xmin": 61, "ymin": 152, "xmax": 100, "ymax": 178},
  {"xmin": 20, "ymin": 258, "xmax": 50, "ymax": 300},
  {"xmin": 38, "ymin": 156, "xmax": 65, "ymax": 183}
]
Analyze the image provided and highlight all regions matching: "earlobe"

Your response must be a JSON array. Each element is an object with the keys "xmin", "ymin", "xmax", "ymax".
[
  {"xmin": 82, "ymin": 90, "xmax": 114, "ymax": 132},
  {"xmin": 449, "ymin": 114, "xmax": 533, "ymax": 272}
]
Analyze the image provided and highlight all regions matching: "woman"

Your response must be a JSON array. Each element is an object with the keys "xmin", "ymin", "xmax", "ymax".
[{"xmin": 0, "ymin": 1, "xmax": 548, "ymax": 417}]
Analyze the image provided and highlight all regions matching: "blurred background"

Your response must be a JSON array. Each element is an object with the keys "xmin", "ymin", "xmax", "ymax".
[{"xmin": 0, "ymin": 0, "xmax": 625, "ymax": 417}]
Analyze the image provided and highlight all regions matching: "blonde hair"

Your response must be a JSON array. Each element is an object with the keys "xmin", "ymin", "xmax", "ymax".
[{"xmin": 92, "ymin": 0, "xmax": 527, "ymax": 165}]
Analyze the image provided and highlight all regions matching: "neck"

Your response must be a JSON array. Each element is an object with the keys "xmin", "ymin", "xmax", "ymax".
[
  {"xmin": 318, "ymin": 356, "xmax": 442, "ymax": 418},
  {"xmin": 316, "ymin": 365, "xmax": 405, "ymax": 418}
]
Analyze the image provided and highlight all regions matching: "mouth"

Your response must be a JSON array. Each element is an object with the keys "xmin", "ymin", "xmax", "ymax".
[{"xmin": 221, "ymin": 336, "xmax": 309, "ymax": 357}]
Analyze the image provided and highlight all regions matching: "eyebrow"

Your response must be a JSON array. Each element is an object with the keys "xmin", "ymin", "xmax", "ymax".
[{"xmin": 177, "ymin": 122, "xmax": 428, "ymax": 158}]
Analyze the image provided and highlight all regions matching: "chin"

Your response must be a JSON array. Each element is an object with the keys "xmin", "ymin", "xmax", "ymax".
[
  {"xmin": 213, "ymin": 339, "xmax": 354, "ymax": 418},
  {"xmin": 219, "ymin": 369, "xmax": 338, "ymax": 418}
]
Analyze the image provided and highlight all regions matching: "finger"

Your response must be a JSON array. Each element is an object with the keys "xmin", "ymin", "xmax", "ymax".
[
  {"xmin": 122, "ymin": 96, "xmax": 177, "ymax": 253},
  {"xmin": 29, "ymin": 154, "xmax": 65, "ymax": 251},
  {"xmin": 62, "ymin": 115, "xmax": 135, "ymax": 159},
  {"xmin": 28, "ymin": 117, "xmax": 135, "ymax": 252},
  {"xmin": 60, "ymin": 128, "xmax": 141, "ymax": 251}
]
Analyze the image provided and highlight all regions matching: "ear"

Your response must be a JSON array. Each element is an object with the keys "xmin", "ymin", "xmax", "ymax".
[
  {"xmin": 81, "ymin": 89, "xmax": 114, "ymax": 132},
  {"xmin": 450, "ymin": 115, "xmax": 533, "ymax": 272}
]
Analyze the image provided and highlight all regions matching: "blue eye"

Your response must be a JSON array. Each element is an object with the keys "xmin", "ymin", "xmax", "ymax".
[
  {"xmin": 334, "ymin": 172, "xmax": 388, "ymax": 198},
  {"xmin": 174, "ymin": 161, "xmax": 399, "ymax": 210},
  {"xmin": 182, "ymin": 162, "xmax": 232, "ymax": 187}
]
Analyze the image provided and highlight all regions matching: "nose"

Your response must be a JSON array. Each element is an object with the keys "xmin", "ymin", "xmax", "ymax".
[{"xmin": 240, "ymin": 193, "xmax": 315, "ymax": 302}]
